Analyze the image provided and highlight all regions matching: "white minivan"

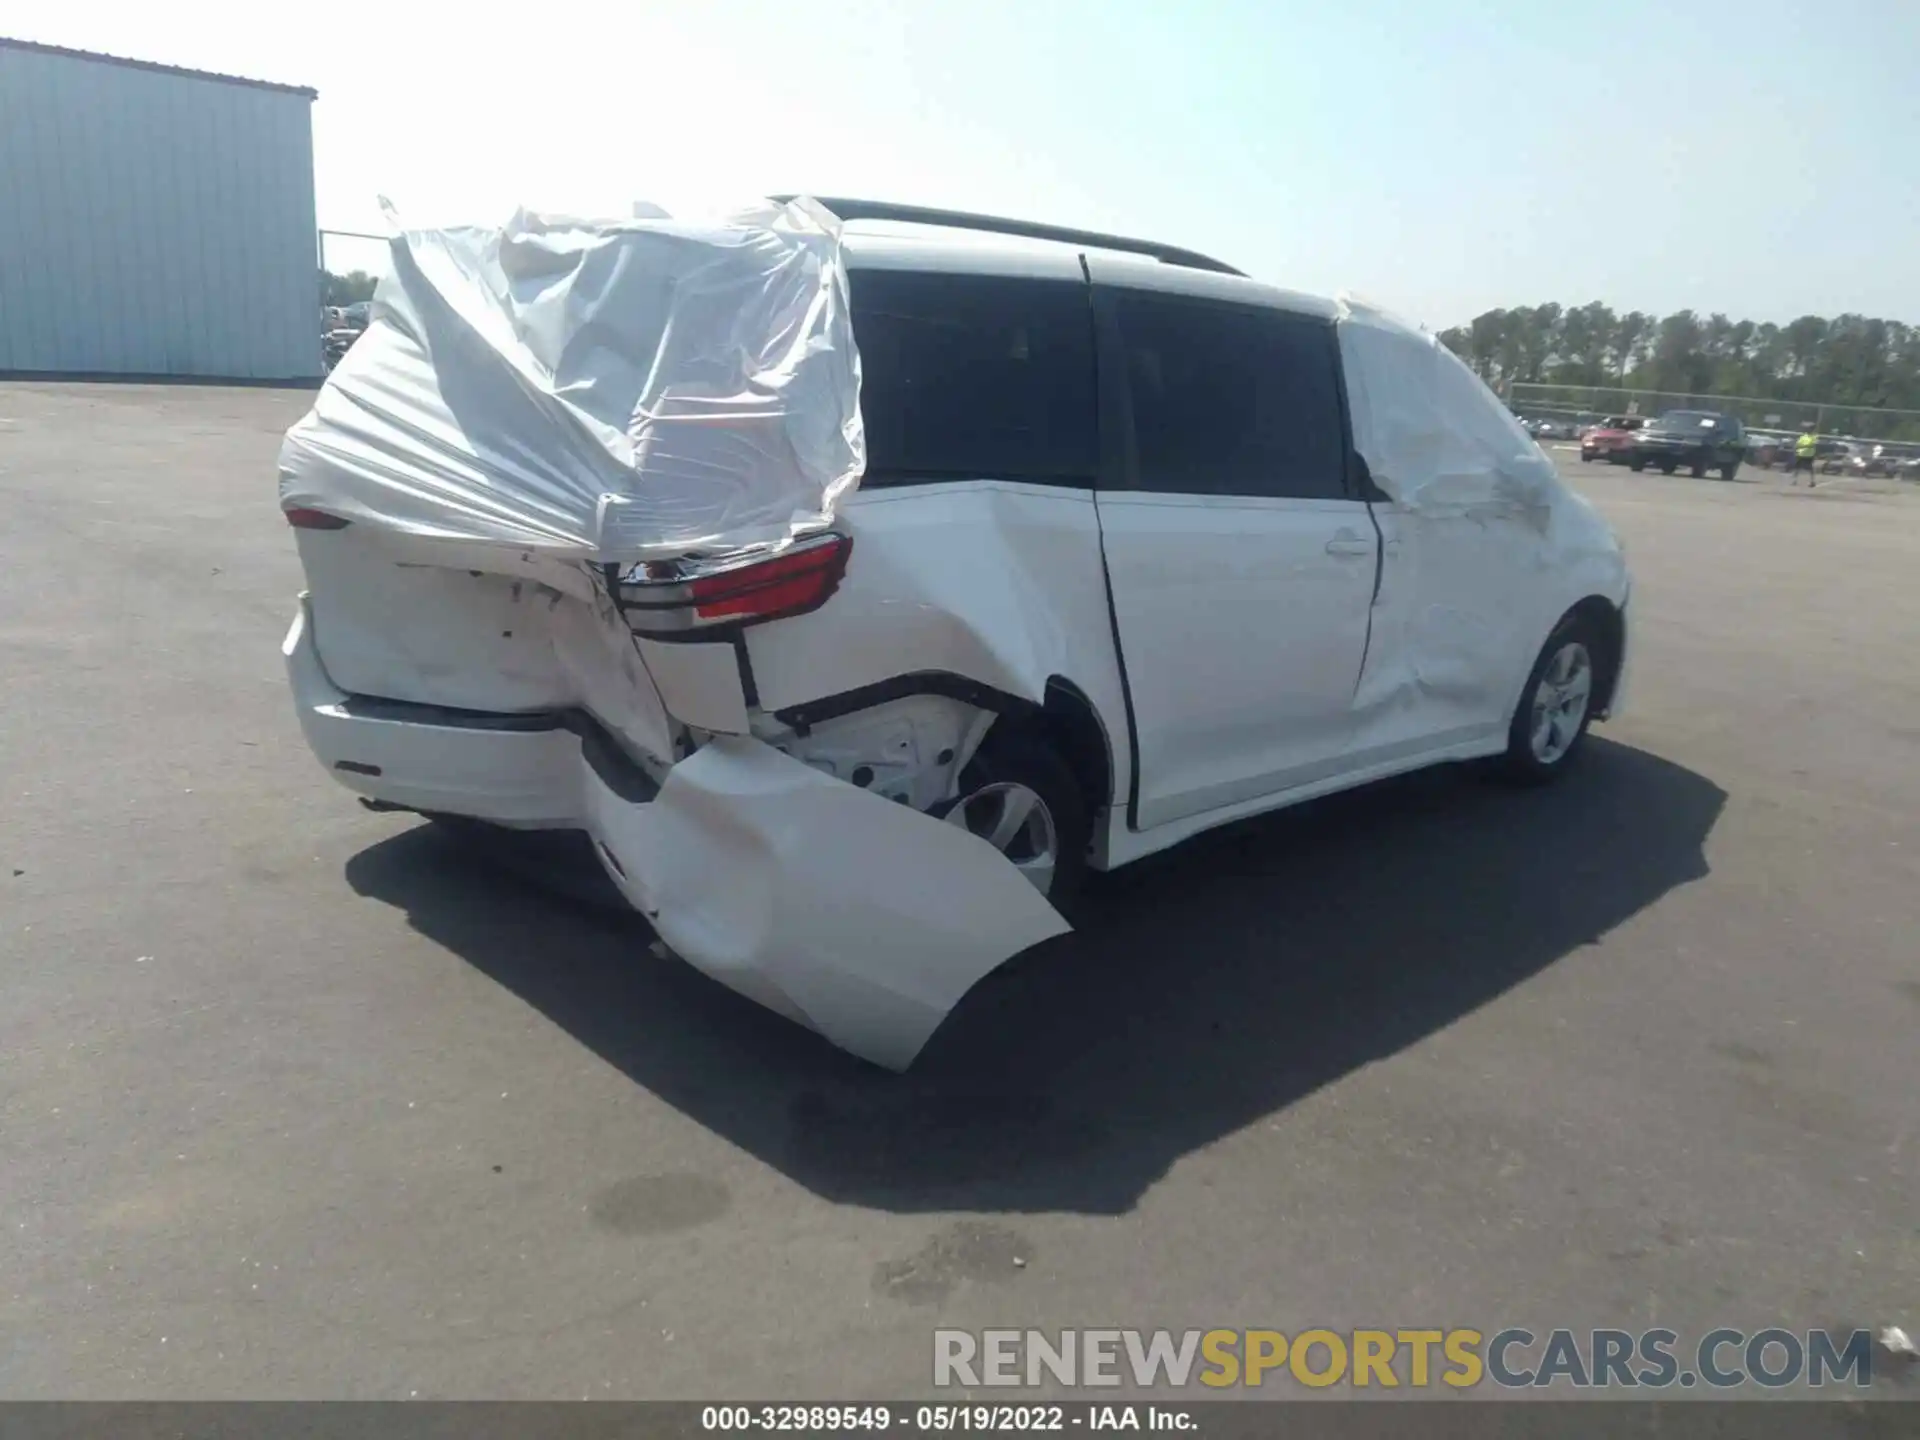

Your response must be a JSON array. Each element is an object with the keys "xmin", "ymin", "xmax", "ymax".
[{"xmin": 283, "ymin": 201, "xmax": 1631, "ymax": 1069}]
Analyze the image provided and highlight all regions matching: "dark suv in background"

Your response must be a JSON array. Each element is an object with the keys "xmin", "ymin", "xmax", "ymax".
[{"xmin": 1626, "ymin": 410, "xmax": 1745, "ymax": 479}]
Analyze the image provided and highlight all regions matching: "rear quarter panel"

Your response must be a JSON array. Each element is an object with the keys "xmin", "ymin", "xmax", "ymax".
[{"xmin": 742, "ymin": 480, "xmax": 1132, "ymax": 804}]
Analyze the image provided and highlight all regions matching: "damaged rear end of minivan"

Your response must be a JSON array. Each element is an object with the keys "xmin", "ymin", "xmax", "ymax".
[{"xmin": 279, "ymin": 198, "xmax": 1075, "ymax": 1070}]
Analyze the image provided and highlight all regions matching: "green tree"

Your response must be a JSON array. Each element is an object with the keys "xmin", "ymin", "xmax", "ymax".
[
  {"xmin": 1556, "ymin": 302, "xmax": 1616, "ymax": 385},
  {"xmin": 1465, "ymin": 309, "xmax": 1511, "ymax": 382},
  {"xmin": 1782, "ymin": 316, "xmax": 1829, "ymax": 381},
  {"xmin": 1611, "ymin": 312, "xmax": 1652, "ymax": 381},
  {"xmin": 1437, "ymin": 299, "xmax": 1920, "ymax": 438},
  {"xmin": 1513, "ymin": 303, "xmax": 1562, "ymax": 383},
  {"xmin": 319, "ymin": 270, "xmax": 379, "ymax": 307}
]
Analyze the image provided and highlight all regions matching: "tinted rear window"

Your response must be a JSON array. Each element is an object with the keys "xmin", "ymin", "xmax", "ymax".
[
  {"xmin": 849, "ymin": 270, "xmax": 1098, "ymax": 487},
  {"xmin": 1113, "ymin": 289, "xmax": 1348, "ymax": 501}
]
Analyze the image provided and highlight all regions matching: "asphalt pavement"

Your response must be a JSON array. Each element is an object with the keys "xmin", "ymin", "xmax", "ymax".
[{"xmin": 3, "ymin": 384, "xmax": 1916, "ymax": 1398}]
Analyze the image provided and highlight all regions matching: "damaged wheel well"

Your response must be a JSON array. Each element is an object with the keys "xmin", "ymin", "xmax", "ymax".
[
  {"xmin": 1000, "ymin": 678, "xmax": 1114, "ymax": 813},
  {"xmin": 1566, "ymin": 594, "xmax": 1625, "ymax": 715},
  {"xmin": 770, "ymin": 670, "xmax": 1116, "ymax": 813}
]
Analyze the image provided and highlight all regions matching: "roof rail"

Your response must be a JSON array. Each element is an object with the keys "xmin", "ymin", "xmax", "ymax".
[{"xmin": 774, "ymin": 196, "xmax": 1245, "ymax": 277}]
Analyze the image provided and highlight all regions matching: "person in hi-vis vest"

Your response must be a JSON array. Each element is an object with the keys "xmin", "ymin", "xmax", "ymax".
[{"xmin": 1794, "ymin": 428, "xmax": 1818, "ymax": 485}]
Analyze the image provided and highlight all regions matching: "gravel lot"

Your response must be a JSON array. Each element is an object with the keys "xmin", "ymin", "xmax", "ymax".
[{"xmin": 3, "ymin": 383, "xmax": 1917, "ymax": 1399}]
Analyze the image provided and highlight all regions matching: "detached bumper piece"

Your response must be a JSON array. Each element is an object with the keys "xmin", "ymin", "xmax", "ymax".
[{"xmin": 584, "ymin": 737, "xmax": 1070, "ymax": 1070}]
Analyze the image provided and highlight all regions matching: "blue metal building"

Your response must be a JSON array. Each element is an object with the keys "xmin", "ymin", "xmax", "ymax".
[{"xmin": 0, "ymin": 37, "xmax": 321, "ymax": 381}]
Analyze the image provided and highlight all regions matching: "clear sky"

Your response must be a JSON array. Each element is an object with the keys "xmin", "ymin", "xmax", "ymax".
[{"xmin": 11, "ymin": 0, "xmax": 1917, "ymax": 327}]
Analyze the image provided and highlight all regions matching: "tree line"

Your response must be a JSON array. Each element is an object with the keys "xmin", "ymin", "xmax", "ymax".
[
  {"xmin": 1436, "ymin": 305, "xmax": 1920, "ymax": 437},
  {"xmin": 320, "ymin": 269, "xmax": 378, "ymax": 308}
]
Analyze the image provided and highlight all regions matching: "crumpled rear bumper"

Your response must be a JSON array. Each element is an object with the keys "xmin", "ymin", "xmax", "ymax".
[
  {"xmin": 286, "ymin": 601, "xmax": 1069, "ymax": 1069},
  {"xmin": 285, "ymin": 596, "xmax": 591, "ymax": 827},
  {"xmin": 582, "ymin": 736, "xmax": 1070, "ymax": 1069}
]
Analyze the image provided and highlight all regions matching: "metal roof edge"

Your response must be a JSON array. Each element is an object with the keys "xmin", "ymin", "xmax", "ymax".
[
  {"xmin": 0, "ymin": 35, "xmax": 318, "ymax": 99},
  {"xmin": 776, "ymin": 196, "xmax": 1244, "ymax": 277}
]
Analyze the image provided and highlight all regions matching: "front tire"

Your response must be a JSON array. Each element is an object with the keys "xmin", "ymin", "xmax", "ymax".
[
  {"xmin": 946, "ymin": 730, "xmax": 1089, "ymax": 916},
  {"xmin": 1494, "ymin": 617, "xmax": 1601, "ymax": 785},
  {"xmin": 1721, "ymin": 461, "xmax": 1740, "ymax": 481},
  {"xmin": 1628, "ymin": 457, "xmax": 1647, "ymax": 472}
]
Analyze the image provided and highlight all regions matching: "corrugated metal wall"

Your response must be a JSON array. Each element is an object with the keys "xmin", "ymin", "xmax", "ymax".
[{"xmin": 0, "ymin": 44, "xmax": 320, "ymax": 380}]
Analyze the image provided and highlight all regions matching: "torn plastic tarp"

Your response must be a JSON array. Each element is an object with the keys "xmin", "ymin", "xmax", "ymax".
[
  {"xmin": 280, "ymin": 198, "xmax": 865, "ymax": 561},
  {"xmin": 1334, "ymin": 295, "xmax": 1557, "ymax": 527}
]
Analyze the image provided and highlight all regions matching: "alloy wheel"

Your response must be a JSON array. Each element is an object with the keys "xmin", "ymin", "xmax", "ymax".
[
  {"xmin": 943, "ymin": 781, "xmax": 1058, "ymax": 896},
  {"xmin": 1529, "ymin": 642, "xmax": 1593, "ymax": 764}
]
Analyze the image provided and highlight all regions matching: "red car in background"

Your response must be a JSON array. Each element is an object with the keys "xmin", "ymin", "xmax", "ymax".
[{"xmin": 1580, "ymin": 415, "xmax": 1649, "ymax": 464}]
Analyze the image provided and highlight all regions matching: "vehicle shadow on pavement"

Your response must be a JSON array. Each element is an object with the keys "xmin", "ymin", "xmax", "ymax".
[{"xmin": 344, "ymin": 735, "xmax": 1724, "ymax": 1216}]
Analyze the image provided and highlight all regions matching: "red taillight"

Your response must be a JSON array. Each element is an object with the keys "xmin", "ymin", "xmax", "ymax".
[
  {"xmin": 618, "ymin": 532, "xmax": 851, "ymax": 638},
  {"xmin": 283, "ymin": 506, "xmax": 351, "ymax": 530},
  {"xmin": 689, "ymin": 541, "xmax": 847, "ymax": 620}
]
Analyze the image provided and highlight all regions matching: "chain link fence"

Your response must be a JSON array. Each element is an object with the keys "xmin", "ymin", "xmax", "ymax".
[{"xmin": 1505, "ymin": 382, "xmax": 1920, "ymax": 448}]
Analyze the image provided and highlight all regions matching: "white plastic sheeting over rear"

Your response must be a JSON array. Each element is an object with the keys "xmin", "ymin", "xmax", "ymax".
[
  {"xmin": 279, "ymin": 198, "xmax": 865, "ymax": 561},
  {"xmin": 1334, "ymin": 295, "xmax": 1557, "ymax": 528}
]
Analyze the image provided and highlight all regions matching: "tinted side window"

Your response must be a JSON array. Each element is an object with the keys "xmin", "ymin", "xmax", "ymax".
[
  {"xmin": 1114, "ymin": 290, "xmax": 1348, "ymax": 500},
  {"xmin": 849, "ymin": 270, "xmax": 1097, "ymax": 487}
]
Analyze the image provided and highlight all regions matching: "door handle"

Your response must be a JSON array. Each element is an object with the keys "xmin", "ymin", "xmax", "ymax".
[{"xmin": 1325, "ymin": 534, "xmax": 1374, "ymax": 558}]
